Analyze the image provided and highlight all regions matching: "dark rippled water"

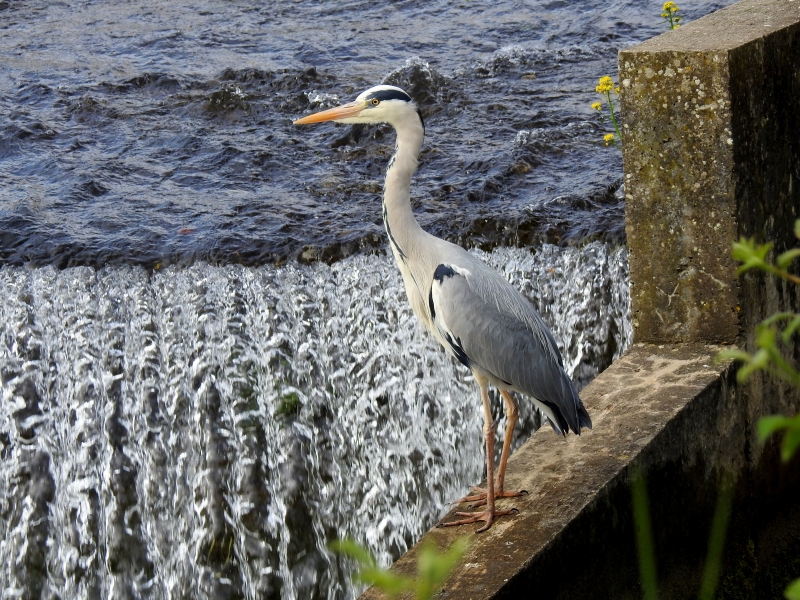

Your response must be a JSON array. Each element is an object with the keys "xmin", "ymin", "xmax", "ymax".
[
  {"xmin": 0, "ymin": 1, "xmax": 734, "ymax": 599},
  {"xmin": 2, "ymin": 0, "xmax": 729, "ymax": 268}
]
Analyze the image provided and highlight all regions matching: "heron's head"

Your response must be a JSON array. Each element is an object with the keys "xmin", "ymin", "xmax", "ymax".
[{"xmin": 294, "ymin": 84, "xmax": 423, "ymax": 130}]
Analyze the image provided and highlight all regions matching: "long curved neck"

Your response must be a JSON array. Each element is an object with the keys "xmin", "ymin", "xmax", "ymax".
[{"xmin": 382, "ymin": 115, "xmax": 426, "ymax": 260}]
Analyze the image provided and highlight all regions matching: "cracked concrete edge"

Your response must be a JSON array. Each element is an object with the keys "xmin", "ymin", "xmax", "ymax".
[
  {"xmin": 630, "ymin": 0, "xmax": 800, "ymax": 53},
  {"xmin": 359, "ymin": 343, "xmax": 734, "ymax": 599}
]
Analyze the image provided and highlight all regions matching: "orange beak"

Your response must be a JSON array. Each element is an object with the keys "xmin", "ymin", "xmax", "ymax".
[{"xmin": 293, "ymin": 100, "xmax": 365, "ymax": 125}]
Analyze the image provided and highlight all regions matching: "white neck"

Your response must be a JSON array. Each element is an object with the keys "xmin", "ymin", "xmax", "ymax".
[{"xmin": 382, "ymin": 112, "xmax": 426, "ymax": 259}]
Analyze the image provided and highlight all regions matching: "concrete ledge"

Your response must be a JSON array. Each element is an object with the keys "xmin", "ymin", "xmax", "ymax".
[{"xmin": 363, "ymin": 343, "xmax": 742, "ymax": 599}]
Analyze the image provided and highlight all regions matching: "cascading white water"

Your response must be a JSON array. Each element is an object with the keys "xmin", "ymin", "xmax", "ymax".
[{"xmin": 0, "ymin": 242, "xmax": 630, "ymax": 599}]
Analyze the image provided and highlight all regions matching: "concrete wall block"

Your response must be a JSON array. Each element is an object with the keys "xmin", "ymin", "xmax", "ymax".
[
  {"xmin": 620, "ymin": 50, "xmax": 739, "ymax": 343},
  {"xmin": 619, "ymin": 0, "xmax": 800, "ymax": 344},
  {"xmin": 729, "ymin": 22, "xmax": 800, "ymax": 346}
]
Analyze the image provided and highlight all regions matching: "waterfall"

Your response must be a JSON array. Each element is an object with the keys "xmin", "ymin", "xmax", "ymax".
[{"xmin": 0, "ymin": 242, "xmax": 630, "ymax": 599}]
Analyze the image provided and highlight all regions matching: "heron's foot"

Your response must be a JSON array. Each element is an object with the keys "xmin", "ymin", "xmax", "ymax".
[
  {"xmin": 439, "ymin": 507, "xmax": 519, "ymax": 533},
  {"xmin": 454, "ymin": 486, "xmax": 528, "ymax": 507}
]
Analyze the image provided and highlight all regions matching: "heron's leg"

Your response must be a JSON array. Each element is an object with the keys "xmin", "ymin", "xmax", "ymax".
[
  {"xmin": 496, "ymin": 390, "xmax": 521, "ymax": 495},
  {"xmin": 457, "ymin": 390, "xmax": 526, "ymax": 505},
  {"xmin": 442, "ymin": 379, "xmax": 516, "ymax": 532}
]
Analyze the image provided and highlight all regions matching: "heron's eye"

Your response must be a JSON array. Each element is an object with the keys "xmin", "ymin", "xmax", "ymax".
[{"xmin": 371, "ymin": 98, "xmax": 380, "ymax": 106}]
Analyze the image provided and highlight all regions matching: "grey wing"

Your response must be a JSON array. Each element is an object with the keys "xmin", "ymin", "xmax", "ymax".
[{"xmin": 428, "ymin": 262, "xmax": 591, "ymax": 436}]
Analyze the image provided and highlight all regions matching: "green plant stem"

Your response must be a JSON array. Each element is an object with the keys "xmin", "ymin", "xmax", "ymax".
[
  {"xmin": 605, "ymin": 92, "xmax": 623, "ymax": 143},
  {"xmin": 631, "ymin": 470, "xmax": 659, "ymax": 600},
  {"xmin": 764, "ymin": 264, "xmax": 800, "ymax": 285},
  {"xmin": 698, "ymin": 482, "xmax": 735, "ymax": 600}
]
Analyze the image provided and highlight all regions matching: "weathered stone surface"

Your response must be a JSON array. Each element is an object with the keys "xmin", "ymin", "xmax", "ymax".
[
  {"xmin": 362, "ymin": 344, "xmax": 741, "ymax": 599},
  {"xmin": 362, "ymin": 346, "xmax": 800, "ymax": 600},
  {"xmin": 619, "ymin": 0, "xmax": 800, "ymax": 344}
]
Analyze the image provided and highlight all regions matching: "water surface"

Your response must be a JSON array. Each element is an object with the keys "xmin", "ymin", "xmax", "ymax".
[{"xmin": 1, "ymin": 0, "xmax": 729, "ymax": 266}]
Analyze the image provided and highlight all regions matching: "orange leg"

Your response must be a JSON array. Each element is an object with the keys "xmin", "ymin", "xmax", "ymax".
[
  {"xmin": 457, "ymin": 390, "xmax": 527, "ymax": 507},
  {"xmin": 442, "ymin": 378, "xmax": 517, "ymax": 532},
  {"xmin": 497, "ymin": 390, "xmax": 523, "ymax": 495}
]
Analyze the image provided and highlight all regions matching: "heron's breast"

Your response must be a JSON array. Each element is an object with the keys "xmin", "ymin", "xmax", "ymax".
[{"xmin": 390, "ymin": 252, "xmax": 432, "ymax": 329}]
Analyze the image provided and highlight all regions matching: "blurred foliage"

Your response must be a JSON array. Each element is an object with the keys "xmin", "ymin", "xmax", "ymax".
[
  {"xmin": 631, "ymin": 469, "xmax": 733, "ymax": 600},
  {"xmin": 631, "ymin": 469, "xmax": 658, "ymax": 600},
  {"xmin": 786, "ymin": 578, "xmax": 800, "ymax": 600},
  {"xmin": 719, "ymin": 219, "xmax": 800, "ymax": 462},
  {"xmin": 330, "ymin": 537, "xmax": 469, "ymax": 600},
  {"xmin": 718, "ymin": 219, "xmax": 800, "ymax": 599}
]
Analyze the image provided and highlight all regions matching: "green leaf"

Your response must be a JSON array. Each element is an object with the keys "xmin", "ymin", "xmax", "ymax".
[
  {"xmin": 783, "ymin": 428, "xmax": 800, "ymax": 462},
  {"xmin": 354, "ymin": 567, "xmax": 412, "ymax": 597},
  {"xmin": 631, "ymin": 471, "xmax": 659, "ymax": 600},
  {"xmin": 783, "ymin": 315, "xmax": 800, "ymax": 343},
  {"xmin": 731, "ymin": 238, "xmax": 754, "ymax": 261},
  {"xmin": 777, "ymin": 248, "xmax": 800, "ymax": 270},
  {"xmin": 794, "ymin": 219, "xmax": 800, "ymax": 241},
  {"xmin": 732, "ymin": 239, "xmax": 773, "ymax": 275},
  {"xmin": 331, "ymin": 537, "xmax": 468, "ymax": 600},
  {"xmin": 698, "ymin": 481, "xmax": 735, "ymax": 600},
  {"xmin": 757, "ymin": 415, "xmax": 792, "ymax": 443},
  {"xmin": 785, "ymin": 576, "xmax": 800, "ymax": 600},
  {"xmin": 755, "ymin": 325, "xmax": 778, "ymax": 349},
  {"xmin": 758, "ymin": 415, "xmax": 800, "ymax": 461},
  {"xmin": 414, "ymin": 539, "xmax": 470, "ymax": 600},
  {"xmin": 737, "ymin": 349, "xmax": 770, "ymax": 383},
  {"xmin": 731, "ymin": 238, "xmax": 769, "ymax": 259},
  {"xmin": 762, "ymin": 312, "xmax": 797, "ymax": 327},
  {"xmin": 329, "ymin": 539, "xmax": 376, "ymax": 568},
  {"xmin": 717, "ymin": 349, "xmax": 753, "ymax": 364},
  {"xmin": 417, "ymin": 539, "xmax": 469, "ymax": 587}
]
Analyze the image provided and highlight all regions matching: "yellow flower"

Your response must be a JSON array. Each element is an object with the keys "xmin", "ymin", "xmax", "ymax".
[
  {"xmin": 663, "ymin": 1, "xmax": 678, "ymax": 13},
  {"xmin": 591, "ymin": 102, "xmax": 602, "ymax": 111},
  {"xmin": 595, "ymin": 76, "xmax": 614, "ymax": 94},
  {"xmin": 604, "ymin": 133, "xmax": 616, "ymax": 146},
  {"xmin": 615, "ymin": 87, "xmax": 621, "ymax": 94}
]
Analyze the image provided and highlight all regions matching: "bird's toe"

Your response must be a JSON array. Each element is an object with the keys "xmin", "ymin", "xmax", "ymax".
[{"xmin": 440, "ymin": 507, "xmax": 518, "ymax": 532}]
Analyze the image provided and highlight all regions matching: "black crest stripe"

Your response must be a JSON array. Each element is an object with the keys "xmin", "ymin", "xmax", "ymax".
[{"xmin": 367, "ymin": 89, "xmax": 413, "ymax": 103}]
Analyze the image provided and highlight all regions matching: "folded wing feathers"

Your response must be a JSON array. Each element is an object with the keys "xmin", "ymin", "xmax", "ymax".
[{"xmin": 429, "ymin": 260, "xmax": 591, "ymax": 435}]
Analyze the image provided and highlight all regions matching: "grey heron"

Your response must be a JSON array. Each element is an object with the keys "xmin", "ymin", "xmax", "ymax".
[{"xmin": 295, "ymin": 85, "xmax": 591, "ymax": 532}]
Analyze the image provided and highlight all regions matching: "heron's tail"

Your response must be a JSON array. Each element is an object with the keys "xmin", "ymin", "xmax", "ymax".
[{"xmin": 544, "ymin": 374, "xmax": 591, "ymax": 436}]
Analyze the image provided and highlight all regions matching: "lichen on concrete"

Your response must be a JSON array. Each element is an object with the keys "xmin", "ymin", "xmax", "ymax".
[{"xmin": 619, "ymin": 0, "xmax": 800, "ymax": 344}]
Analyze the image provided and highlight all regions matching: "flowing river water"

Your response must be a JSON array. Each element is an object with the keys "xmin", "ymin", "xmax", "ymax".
[{"xmin": 0, "ymin": 0, "xmax": 734, "ymax": 598}]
